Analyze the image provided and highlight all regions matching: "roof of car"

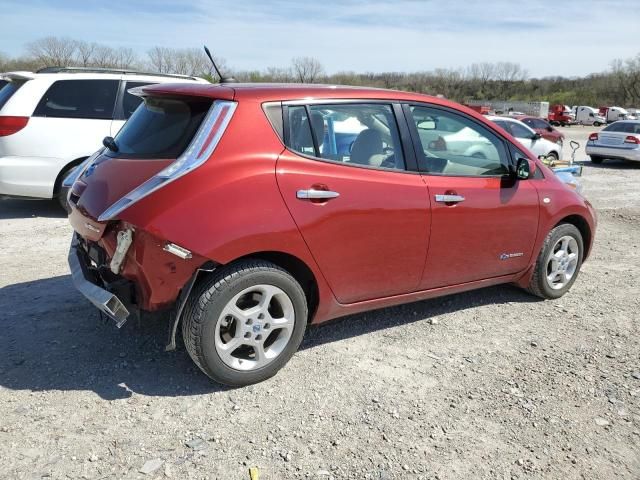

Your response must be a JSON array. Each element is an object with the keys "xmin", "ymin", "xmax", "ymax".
[
  {"xmin": 1, "ymin": 68, "xmax": 206, "ymax": 83},
  {"xmin": 139, "ymin": 81, "xmax": 459, "ymax": 106},
  {"xmin": 486, "ymin": 115, "xmax": 522, "ymax": 123}
]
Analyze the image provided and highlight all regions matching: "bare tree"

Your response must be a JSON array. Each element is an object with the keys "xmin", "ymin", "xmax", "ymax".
[
  {"xmin": 147, "ymin": 46, "xmax": 172, "ymax": 73},
  {"xmin": 113, "ymin": 47, "xmax": 137, "ymax": 69},
  {"xmin": 291, "ymin": 57, "xmax": 324, "ymax": 83},
  {"xmin": 494, "ymin": 62, "xmax": 528, "ymax": 83},
  {"xmin": 27, "ymin": 36, "xmax": 78, "ymax": 67},
  {"xmin": 75, "ymin": 41, "xmax": 97, "ymax": 67},
  {"xmin": 147, "ymin": 47, "xmax": 220, "ymax": 76}
]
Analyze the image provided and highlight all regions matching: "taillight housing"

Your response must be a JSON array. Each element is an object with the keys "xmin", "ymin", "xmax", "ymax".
[
  {"xmin": 624, "ymin": 135, "xmax": 640, "ymax": 145},
  {"xmin": 588, "ymin": 133, "xmax": 598, "ymax": 141},
  {"xmin": 98, "ymin": 100, "xmax": 237, "ymax": 222},
  {"xmin": 0, "ymin": 116, "xmax": 29, "ymax": 137}
]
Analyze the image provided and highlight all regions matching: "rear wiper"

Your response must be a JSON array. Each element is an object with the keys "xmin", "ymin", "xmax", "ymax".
[{"xmin": 102, "ymin": 136, "xmax": 119, "ymax": 152}]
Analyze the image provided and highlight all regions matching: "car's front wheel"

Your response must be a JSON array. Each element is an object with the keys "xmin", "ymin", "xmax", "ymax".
[
  {"xmin": 182, "ymin": 259, "xmax": 308, "ymax": 386},
  {"xmin": 527, "ymin": 223, "xmax": 584, "ymax": 299}
]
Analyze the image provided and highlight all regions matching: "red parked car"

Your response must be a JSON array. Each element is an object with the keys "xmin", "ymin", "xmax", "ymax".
[
  {"xmin": 515, "ymin": 115, "xmax": 565, "ymax": 146},
  {"xmin": 66, "ymin": 83, "xmax": 596, "ymax": 386}
]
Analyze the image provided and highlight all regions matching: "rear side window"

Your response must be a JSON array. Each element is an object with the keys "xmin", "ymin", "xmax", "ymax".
[
  {"xmin": 0, "ymin": 80, "xmax": 25, "ymax": 110},
  {"xmin": 122, "ymin": 81, "xmax": 155, "ymax": 119},
  {"xmin": 106, "ymin": 96, "xmax": 211, "ymax": 159},
  {"xmin": 33, "ymin": 80, "xmax": 118, "ymax": 120},
  {"xmin": 286, "ymin": 103, "xmax": 406, "ymax": 171}
]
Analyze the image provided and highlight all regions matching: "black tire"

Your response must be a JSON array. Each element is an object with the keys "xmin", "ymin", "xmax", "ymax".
[
  {"xmin": 527, "ymin": 223, "xmax": 584, "ymax": 299},
  {"xmin": 590, "ymin": 155, "xmax": 604, "ymax": 164},
  {"xmin": 182, "ymin": 259, "xmax": 308, "ymax": 386},
  {"xmin": 546, "ymin": 151, "xmax": 559, "ymax": 162},
  {"xmin": 55, "ymin": 165, "xmax": 76, "ymax": 213}
]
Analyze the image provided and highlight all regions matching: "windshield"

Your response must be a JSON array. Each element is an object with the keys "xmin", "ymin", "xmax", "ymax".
[
  {"xmin": 0, "ymin": 80, "xmax": 25, "ymax": 111},
  {"xmin": 106, "ymin": 96, "xmax": 212, "ymax": 159}
]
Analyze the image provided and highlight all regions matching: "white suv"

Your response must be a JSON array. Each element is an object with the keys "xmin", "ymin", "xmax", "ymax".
[{"xmin": 0, "ymin": 67, "xmax": 208, "ymax": 208}]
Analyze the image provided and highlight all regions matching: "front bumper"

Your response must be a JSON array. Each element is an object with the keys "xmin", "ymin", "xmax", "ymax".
[
  {"xmin": 585, "ymin": 144, "xmax": 640, "ymax": 162},
  {"xmin": 68, "ymin": 233, "xmax": 131, "ymax": 327}
]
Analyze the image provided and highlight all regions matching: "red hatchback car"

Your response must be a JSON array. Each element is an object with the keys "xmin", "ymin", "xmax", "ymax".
[
  {"xmin": 66, "ymin": 83, "xmax": 596, "ymax": 385},
  {"xmin": 515, "ymin": 115, "xmax": 565, "ymax": 146}
]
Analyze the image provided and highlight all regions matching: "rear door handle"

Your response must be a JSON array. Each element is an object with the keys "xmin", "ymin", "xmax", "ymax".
[
  {"xmin": 297, "ymin": 189, "xmax": 340, "ymax": 200},
  {"xmin": 434, "ymin": 194, "xmax": 465, "ymax": 203}
]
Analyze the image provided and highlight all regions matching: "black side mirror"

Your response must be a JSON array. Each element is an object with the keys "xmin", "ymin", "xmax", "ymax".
[
  {"xmin": 546, "ymin": 126, "xmax": 553, "ymax": 132},
  {"xmin": 531, "ymin": 132, "xmax": 542, "ymax": 141},
  {"xmin": 515, "ymin": 158, "xmax": 530, "ymax": 180},
  {"xmin": 102, "ymin": 136, "xmax": 118, "ymax": 152}
]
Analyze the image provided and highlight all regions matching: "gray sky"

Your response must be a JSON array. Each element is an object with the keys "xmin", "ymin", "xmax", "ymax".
[{"xmin": 1, "ymin": 0, "xmax": 638, "ymax": 77}]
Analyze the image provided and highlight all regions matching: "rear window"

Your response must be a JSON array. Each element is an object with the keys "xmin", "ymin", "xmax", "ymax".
[
  {"xmin": 106, "ymin": 96, "xmax": 211, "ymax": 159},
  {"xmin": 0, "ymin": 80, "xmax": 25, "ymax": 110},
  {"xmin": 33, "ymin": 79, "xmax": 118, "ymax": 120},
  {"xmin": 603, "ymin": 122, "xmax": 625, "ymax": 132}
]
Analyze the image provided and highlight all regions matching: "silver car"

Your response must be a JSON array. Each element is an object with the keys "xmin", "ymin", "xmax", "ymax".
[{"xmin": 586, "ymin": 120, "xmax": 640, "ymax": 164}]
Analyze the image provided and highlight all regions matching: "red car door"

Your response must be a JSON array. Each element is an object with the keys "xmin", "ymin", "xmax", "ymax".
[
  {"xmin": 405, "ymin": 104, "xmax": 540, "ymax": 289},
  {"xmin": 276, "ymin": 102, "xmax": 430, "ymax": 304}
]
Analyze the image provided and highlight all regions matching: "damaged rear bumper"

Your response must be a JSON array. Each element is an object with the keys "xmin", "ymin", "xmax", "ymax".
[{"xmin": 68, "ymin": 233, "xmax": 131, "ymax": 327}]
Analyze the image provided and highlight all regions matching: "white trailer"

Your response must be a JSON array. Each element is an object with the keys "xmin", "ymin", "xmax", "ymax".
[
  {"xmin": 604, "ymin": 106, "xmax": 636, "ymax": 122},
  {"xmin": 574, "ymin": 106, "xmax": 606, "ymax": 126},
  {"xmin": 466, "ymin": 100, "xmax": 549, "ymax": 118}
]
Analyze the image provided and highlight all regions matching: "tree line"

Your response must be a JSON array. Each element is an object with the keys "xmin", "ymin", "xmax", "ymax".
[{"xmin": 1, "ymin": 36, "xmax": 639, "ymax": 108}]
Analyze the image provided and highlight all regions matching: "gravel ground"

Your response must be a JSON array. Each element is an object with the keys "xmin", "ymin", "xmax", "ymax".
[{"xmin": 0, "ymin": 128, "xmax": 639, "ymax": 480}]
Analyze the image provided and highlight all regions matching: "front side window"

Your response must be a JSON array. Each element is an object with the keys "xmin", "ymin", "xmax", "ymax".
[
  {"xmin": 409, "ymin": 106, "xmax": 509, "ymax": 176},
  {"xmin": 33, "ymin": 80, "xmax": 118, "ymax": 120},
  {"xmin": 106, "ymin": 96, "xmax": 211, "ymax": 159},
  {"xmin": 287, "ymin": 103, "xmax": 405, "ymax": 171}
]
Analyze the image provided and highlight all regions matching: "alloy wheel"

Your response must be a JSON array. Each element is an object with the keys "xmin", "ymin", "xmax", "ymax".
[
  {"xmin": 545, "ymin": 235, "xmax": 579, "ymax": 290},
  {"xmin": 214, "ymin": 284, "xmax": 295, "ymax": 371}
]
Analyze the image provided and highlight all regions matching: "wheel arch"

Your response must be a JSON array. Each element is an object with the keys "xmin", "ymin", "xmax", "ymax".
[
  {"xmin": 232, "ymin": 251, "xmax": 320, "ymax": 323},
  {"xmin": 555, "ymin": 214, "xmax": 592, "ymax": 260},
  {"xmin": 53, "ymin": 156, "xmax": 87, "ymax": 194}
]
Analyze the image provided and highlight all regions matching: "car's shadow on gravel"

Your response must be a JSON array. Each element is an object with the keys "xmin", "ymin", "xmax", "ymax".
[
  {"xmin": 0, "ymin": 198, "xmax": 66, "ymax": 219},
  {"xmin": 301, "ymin": 285, "xmax": 539, "ymax": 350},
  {"xmin": 0, "ymin": 274, "xmax": 540, "ymax": 400}
]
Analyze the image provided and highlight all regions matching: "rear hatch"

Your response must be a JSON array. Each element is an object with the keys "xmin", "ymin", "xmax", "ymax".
[{"xmin": 68, "ymin": 84, "xmax": 236, "ymax": 235}]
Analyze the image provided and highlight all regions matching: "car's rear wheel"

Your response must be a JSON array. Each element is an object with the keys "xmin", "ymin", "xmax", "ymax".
[
  {"xmin": 590, "ymin": 155, "xmax": 604, "ymax": 164},
  {"xmin": 527, "ymin": 223, "xmax": 583, "ymax": 299},
  {"xmin": 546, "ymin": 151, "xmax": 559, "ymax": 162},
  {"xmin": 55, "ymin": 165, "xmax": 77, "ymax": 213},
  {"xmin": 182, "ymin": 259, "xmax": 307, "ymax": 386}
]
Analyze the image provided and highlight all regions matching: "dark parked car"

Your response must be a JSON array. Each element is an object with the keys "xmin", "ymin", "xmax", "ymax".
[{"xmin": 515, "ymin": 115, "xmax": 565, "ymax": 146}]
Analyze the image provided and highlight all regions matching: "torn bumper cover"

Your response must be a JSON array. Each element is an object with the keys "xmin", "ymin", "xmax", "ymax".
[{"xmin": 68, "ymin": 233, "xmax": 131, "ymax": 327}]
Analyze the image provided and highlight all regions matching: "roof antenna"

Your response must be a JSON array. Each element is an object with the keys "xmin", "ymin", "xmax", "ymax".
[{"xmin": 204, "ymin": 45, "xmax": 235, "ymax": 83}]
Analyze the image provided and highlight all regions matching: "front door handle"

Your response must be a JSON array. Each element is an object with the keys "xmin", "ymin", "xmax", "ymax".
[
  {"xmin": 434, "ymin": 194, "xmax": 465, "ymax": 203},
  {"xmin": 297, "ymin": 189, "xmax": 340, "ymax": 200}
]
